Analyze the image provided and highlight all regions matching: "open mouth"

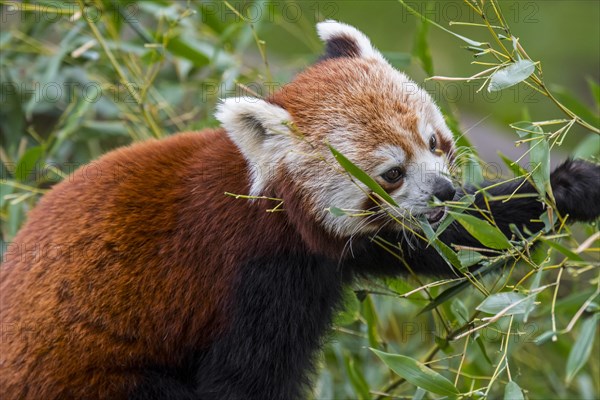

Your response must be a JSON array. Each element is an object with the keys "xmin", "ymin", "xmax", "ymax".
[{"xmin": 426, "ymin": 207, "xmax": 447, "ymax": 224}]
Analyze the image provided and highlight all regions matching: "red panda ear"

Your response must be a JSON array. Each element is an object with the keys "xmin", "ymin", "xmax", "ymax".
[
  {"xmin": 216, "ymin": 97, "xmax": 294, "ymax": 195},
  {"xmin": 317, "ymin": 20, "xmax": 386, "ymax": 63}
]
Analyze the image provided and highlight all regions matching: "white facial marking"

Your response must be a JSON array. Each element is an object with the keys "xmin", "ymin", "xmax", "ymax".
[
  {"xmin": 374, "ymin": 145, "xmax": 406, "ymax": 176},
  {"xmin": 216, "ymin": 97, "xmax": 294, "ymax": 196}
]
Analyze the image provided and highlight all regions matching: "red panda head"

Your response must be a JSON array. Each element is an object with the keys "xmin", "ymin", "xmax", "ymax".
[{"xmin": 216, "ymin": 21, "xmax": 456, "ymax": 238}]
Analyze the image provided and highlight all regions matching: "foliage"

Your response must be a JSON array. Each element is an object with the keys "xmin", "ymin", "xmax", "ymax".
[
  {"xmin": 1, "ymin": 1, "xmax": 598, "ymax": 399},
  {"xmin": 327, "ymin": 2, "xmax": 600, "ymax": 399}
]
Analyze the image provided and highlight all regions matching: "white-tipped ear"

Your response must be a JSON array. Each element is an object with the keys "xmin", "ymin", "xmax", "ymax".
[
  {"xmin": 316, "ymin": 20, "xmax": 386, "ymax": 62},
  {"xmin": 215, "ymin": 97, "xmax": 293, "ymax": 196}
]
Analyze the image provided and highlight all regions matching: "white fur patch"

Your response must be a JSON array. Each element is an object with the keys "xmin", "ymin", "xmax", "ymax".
[
  {"xmin": 215, "ymin": 97, "xmax": 294, "ymax": 196},
  {"xmin": 316, "ymin": 20, "xmax": 387, "ymax": 63}
]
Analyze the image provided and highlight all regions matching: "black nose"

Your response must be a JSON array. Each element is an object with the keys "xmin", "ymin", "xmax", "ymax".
[{"xmin": 432, "ymin": 178, "xmax": 456, "ymax": 202}]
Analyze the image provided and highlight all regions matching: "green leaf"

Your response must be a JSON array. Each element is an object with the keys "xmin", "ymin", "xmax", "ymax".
[
  {"xmin": 587, "ymin": 78, "xmax": 600, "ymax": 106},
  {"xmin": 504, "ymin": 381, "xmax": 525, "ymax": 400},
  {"xmin": 462, "ymin": 153, "xmax": 484, "ymax": 186},
  {"xmin": 476, "ymin": 292, "xmax": 528, "ymax": 315},
  {"xmin": 587, "ymin": 302, "xmax": 600, "ymax": 313},
  {"xmin": 573, "ymin": 134, "xmax": 600, "ymax": 159},
  {"xmin": 528, "ymin": 126, "xmax": 551, "ymax": 198},
  {"xmin": 15, "ymin": 146, "xmax": 44, "ymax": 183},
  {"xmin": 329, "ymin": 145, "xmax": 398, "ymax": 207},
  {"xmin": 370, "ymin": 348, "xmax": 460, "ymax": 396},
  {"xmin": 335, "ymin": 289, "xmax": 361, "ymax": 326},
  {"xmin": 551, "ymin": 86, "xmax": 600, "ymax": 128},
  {"xmin": 0, "ymin": 182, "xmax": 15, "ymax": 209},
  {"xmin": 413, "ymin": 7, "xmax": 434, "ymax": 76},
  {"xmin": 448, "ymin": 212, "xmax": 512, "ymax": 250},
  {"xmin": 523, "ymin": 268, "xmax": 543, "ymax": 323},
  {"xmin": 451, "ymin": 299, "xmax": 469, "ymax": 325},
  {"xmin": 413, "ymin": 387, "xmax": 426, "ymax": 400},
  {"xmin": 165, "ymin": 35, "xmax": 211, "ymax": 67},
  {"xmin": 328, "ymin": 207, "xmax": 347, "ymax": 217},
  {"xmin": 384, "ymin": 277, "xmax": 414, "ymax": 296},
  {"xmin": 49, "ymin": 98, "xmax": 93, "ymax": 154},
  {"xmin": 512, "ymin": 121, "xmax": 550, "ymax": 199},
  {"xmin": 81, "ymin": 120, "xmax": 130, "ymax": 138},
  {"xmin": 362, "ymin": 296, "xmax": 382, "ymax": 348},
  {"xmin": 541, "ymin": 238, "xmax": 584, "ymax": 262},
  {"xmin": 513, "ymin": 121, "xmax": 532, "ymax": 138},
  {"xmin": 344, "ymin": 354, "xmax": 372, "ymax": 400},
  {"xmin": 488, "ymin": 60, "xmax": 536, "ymax": 92},
  {"xmin": 419, "ymin": 280, "xmax": 471, "ymax": 315},
  {"xmin": 535, "ymin": 330, "xmax": 556, "ymax": 345},
  {"xmin": 540, "ymin": 210, "xmax": 557, "ymax": 232},
  {"xmin": 474, "ymin": 334, "xmax": 494, "ymax": 365},
  {"xmin": 498, "ymin": 152, "xmax": 527, "ymax": 177},
  {"xmin": 398, "ymin": 0, "xmax": 483, "ymax": 47},
  {"xmin": 0, "ymin": 73, "xmax": 26, "ymax": 152},
  {"xmin": 457, "ymin": 250, "xmax": 484, "ymax": 268},
  {"xmin": 420, "ymin": 218, "xmax": 463, "ymax": 271},
  {"xmin": 418, "ymin": 258, "xmax": 506, "ymax": 314},
  {"xmin": 432, "ymin": 195, "xmax": 475, "ymax": 240},
  {"xmin": 6, "ymin": 201, "xmax": 25, "ymax": 239},
  {"xmin": 566, "ymin": 314, "xmax": 599, "ymax": 384}
]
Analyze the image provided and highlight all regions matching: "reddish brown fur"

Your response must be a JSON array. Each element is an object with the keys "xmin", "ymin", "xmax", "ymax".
[
  {"xmin": 270, "ymin": 57, "xmax": 424, "ymax": 161},
  {"xmin": 0, "ymin": 130, "xmax": 341, "ymax": 399}
]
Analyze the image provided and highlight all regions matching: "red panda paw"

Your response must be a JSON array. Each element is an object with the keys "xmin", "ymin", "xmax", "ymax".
[{"xmin": 551, "ymin": 159, "xmax": 600, "ymax": 222}]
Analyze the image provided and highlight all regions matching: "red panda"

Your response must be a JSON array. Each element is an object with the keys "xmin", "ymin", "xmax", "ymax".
[{"xmin": 1, "ymin": 20, "xmax": 599, "ymax": 399}]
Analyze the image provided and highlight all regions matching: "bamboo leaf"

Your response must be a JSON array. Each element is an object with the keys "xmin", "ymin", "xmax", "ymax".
[
  {"xmin": 165, "ymin": 35, "xmax": 211, "ymax": 66},
  {"xmin": 477, "ymin": 292, "xmax": 528, "ymax": 315},
  {"xmin": 552, "ymin": 86, "xmax": 600, "ymax": 128},
  {"xmin": 587, "ymin": 78, "xmax": 600, "ymax": 106},
  {"xmin": 457, "ymin": 250, "xmax": 484, "ymax": 268},
  {"xmin": 535, "ymin": 330, "xmax": 556, "ymax": 345},
  {"xmin": 542, "ymin": 238, "xmax": 584, "ymax": 262},
  {"xmin": 335, "ymin": 289, "xmax": 361, "ymax": 326},
  {"xmin": 523, "ymin": 268, "xmax": 543, "ymax": 323},
  {"xmin": 15, "ymin": 146, "xmax": 44, "ymax": 183},
  {"xmin": 328, "ymin": 207, "xmax": 346, "ymax": 217},
  {"xmin": 344, "ymin": 354, "xmax": 372, "ymax": 400},
  {"xmin": 451, "ymin": 298, "xmax": 469, "ymax": 325},
  {"xmin": 488, "ymin": 60, "xmax": 536, "ymax": 92},
  {"xmin": 498, "ymin": 152, "xmax": 527, "ymax": 177},
  {"xmin": 420, "ymin": 218, "xmax": 463, "ymax": 271},
  {"xmin": 413, "ymin": 7, "xmax": 433, "ymax": 76},
  {"xmin": 398, "ymin": 0, "xmax": 483, "ymax": 47},
  {"xmin": 329, "ymin": 145, "xmax": 398, "ymax": 207},
  {"xmin": 566, "ymin": 314, "xmax": 599, "ymax": 384},
  {"xmin": 448, "ymin": 211, "xmax": 512, "ymax": 250},
  {"xmin": 523, "ymin": 123, "xmax": 550, "ymax": 199},
  {"xmin": 418, "ymin": 258, "xmax": 503, "ymax": 315},
  {"xmin": 474, "ymin": 334, "xmax": 494, "ymax": 365},
  {"xmin": 504, "ymin": 381, "xmax": 525, "ymax": 400},
  {"xmin": 463, "ymin": 153, "xmax": 484, "ymax": 186},
  {"xmin": 574, "ymin": 134, "xmax": 600, "ymax": 159},
  {"xmin": 370, "ymin": 348, "xmax": 460, "ymax": 396},
  {"xmin": 362, "ymin": 296, "xmax": 382, "ymax": 348}
]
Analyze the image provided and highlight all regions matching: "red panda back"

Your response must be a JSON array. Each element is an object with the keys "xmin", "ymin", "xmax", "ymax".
[{"xmin": 0, "ymin": 129, "xmax": 290, "ymax": 399}]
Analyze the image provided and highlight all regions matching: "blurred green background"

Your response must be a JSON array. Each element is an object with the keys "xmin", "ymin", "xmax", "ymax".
[{"xmin": 1, "ymin": 1, "xmax": 599, "ymax": 399}]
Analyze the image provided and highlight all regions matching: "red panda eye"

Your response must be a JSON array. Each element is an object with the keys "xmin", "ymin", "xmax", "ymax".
[
  {"xmin": 382, "ymin": 167, "xmax": 404, "ymax": 183},
  {"xmin": 429, "ymin": 134, "xmax": 437, "ymax": 152}
]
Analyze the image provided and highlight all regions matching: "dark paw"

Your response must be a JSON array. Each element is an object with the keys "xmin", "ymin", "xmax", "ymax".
[{"xmin": 551, "ymin": 159, "xmax": 600, "ymax": 222}]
